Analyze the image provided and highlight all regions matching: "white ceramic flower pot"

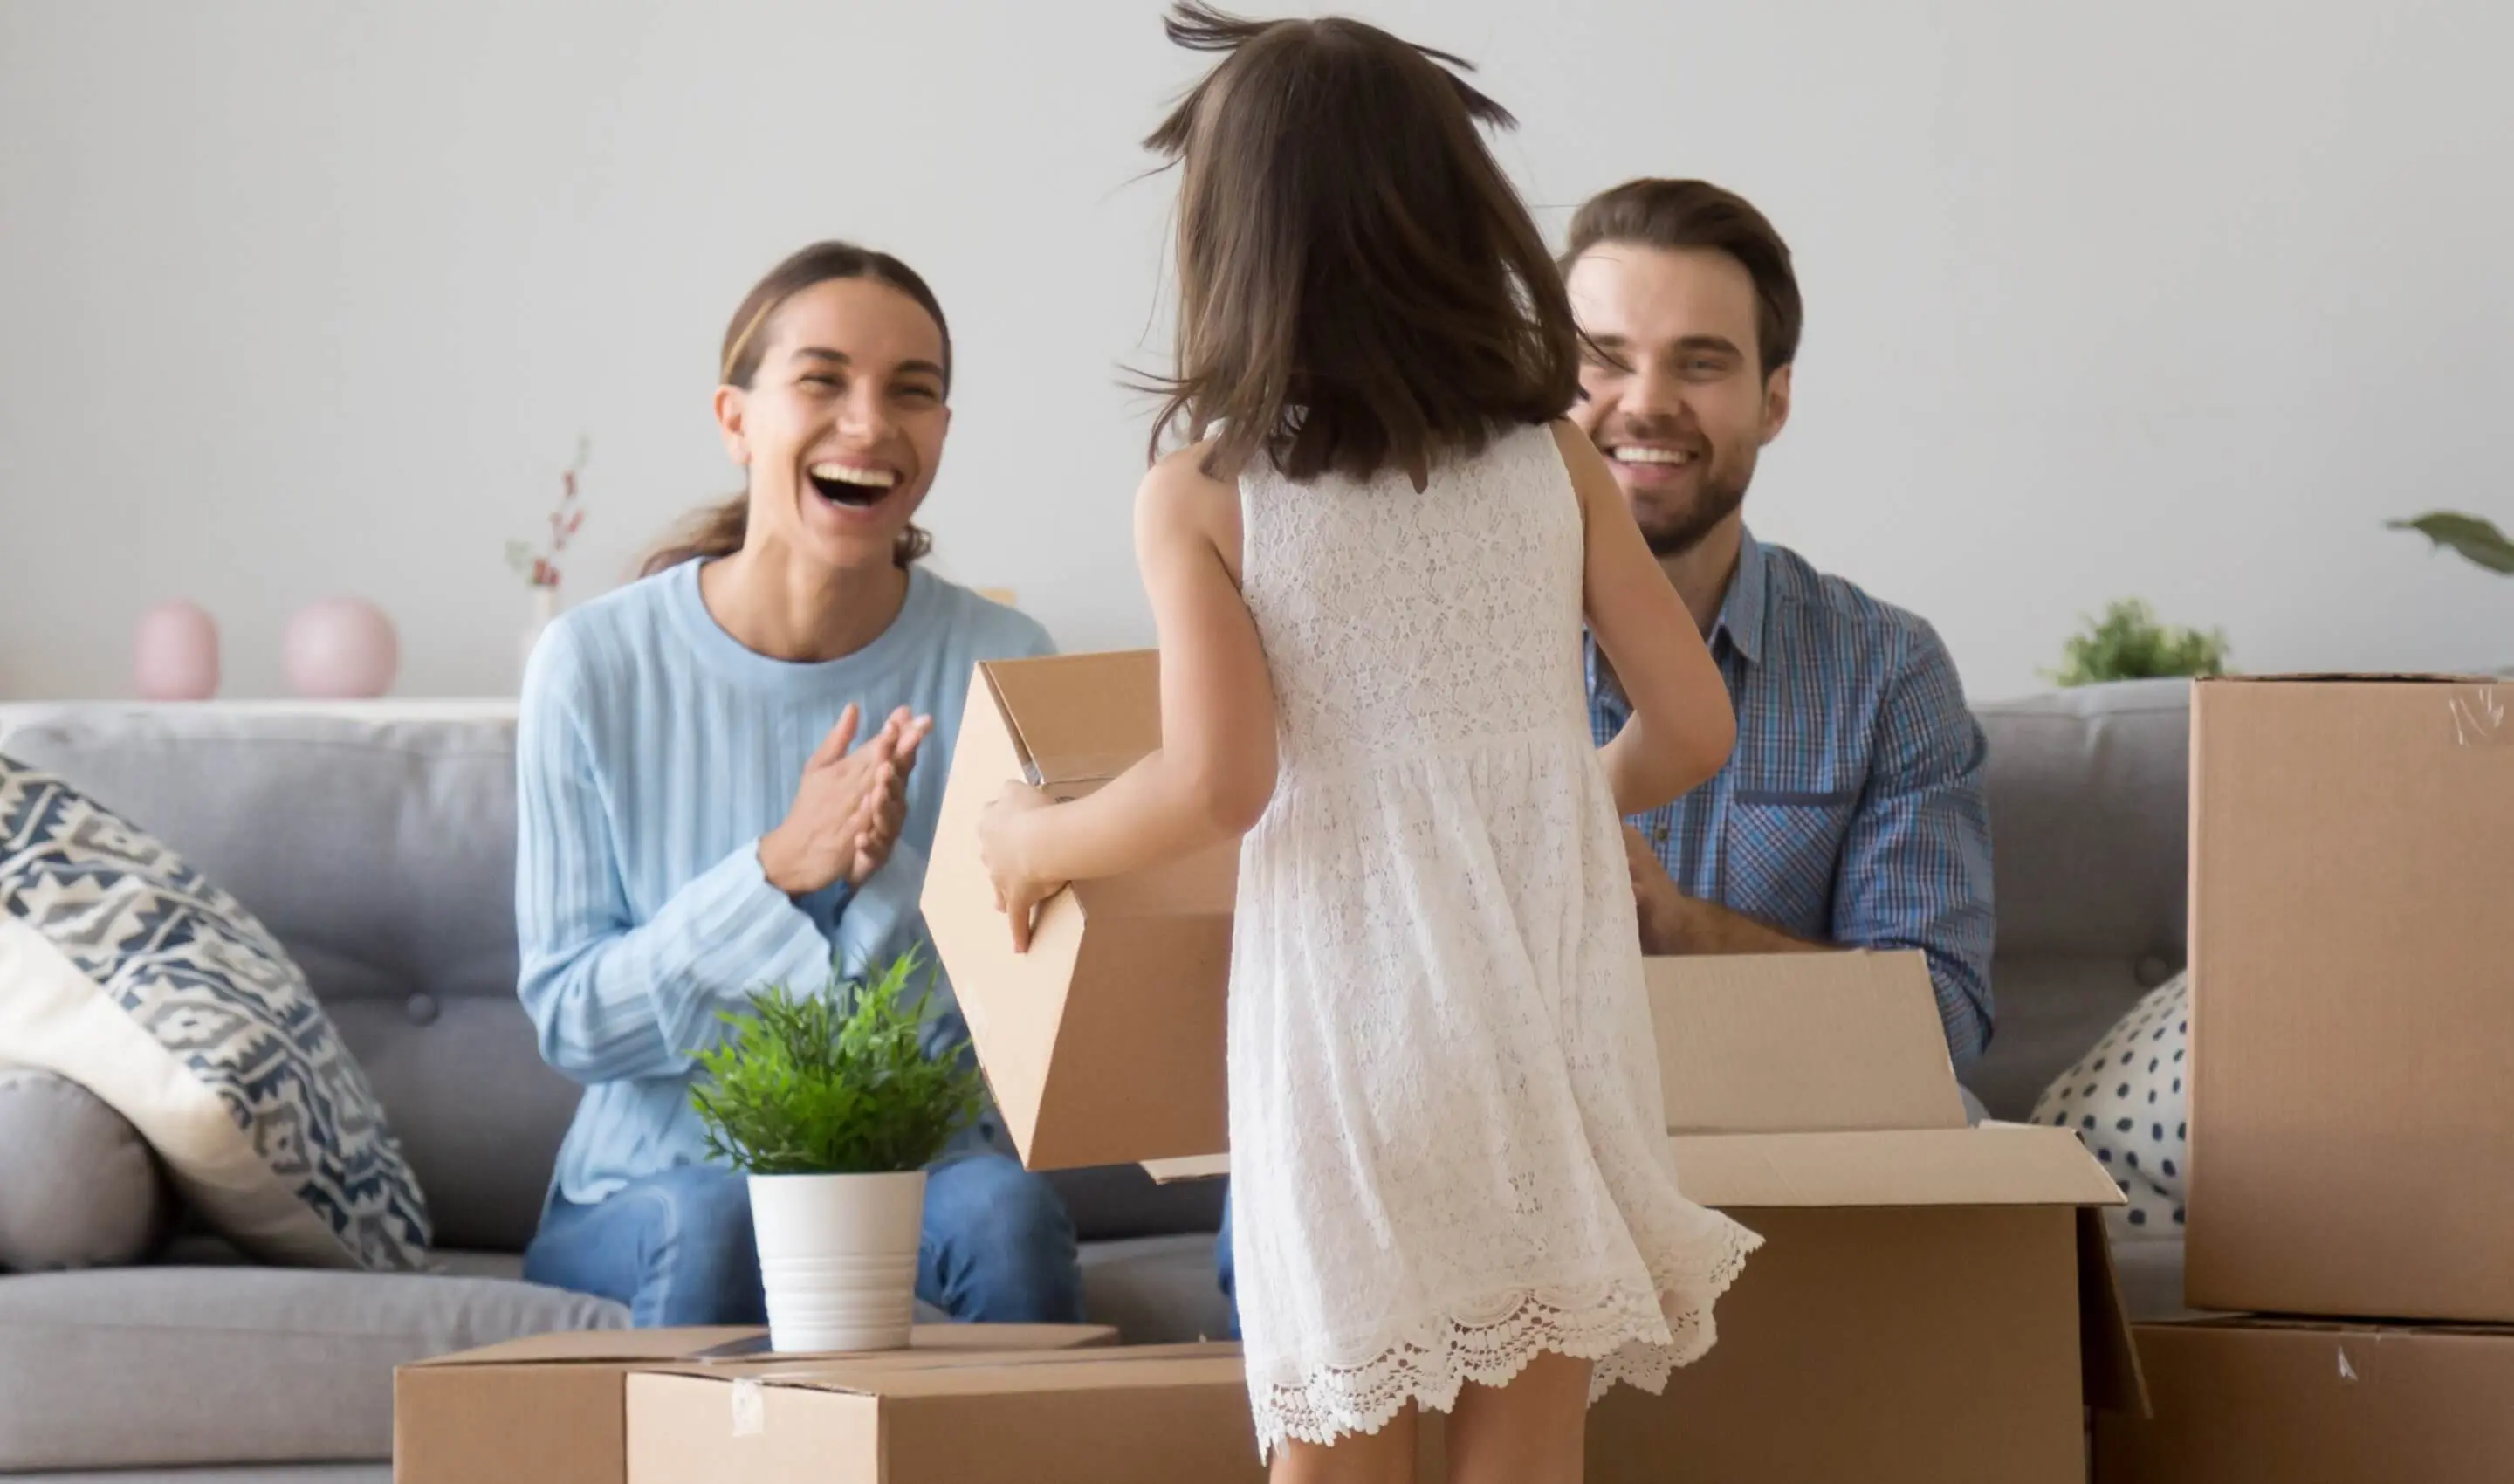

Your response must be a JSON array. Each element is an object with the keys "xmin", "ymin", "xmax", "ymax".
[{"xmin": 748, "ymin": 1169, "xmax": 926, "ymax": 1353}]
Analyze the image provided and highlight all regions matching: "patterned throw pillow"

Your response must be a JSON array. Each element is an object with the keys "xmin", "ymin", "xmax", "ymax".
[
  {"xmin": 0, "ymin": 754, "xmax": 429, "ymax": 1271},
  {"xmin": 2032, "ymin": 971, "xmax": 2189, "ymax": 1241}
]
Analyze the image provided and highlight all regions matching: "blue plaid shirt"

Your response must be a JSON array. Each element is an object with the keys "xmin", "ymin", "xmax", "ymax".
[{"xmin": 1589, "ymin": 531, "xmax": 1995, "ymax": 1068}]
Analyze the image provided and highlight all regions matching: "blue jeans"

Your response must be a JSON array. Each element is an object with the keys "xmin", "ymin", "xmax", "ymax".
[{"xmin": 523, "ymin": 1154, "xmax": 1085, "ymax": 1327}]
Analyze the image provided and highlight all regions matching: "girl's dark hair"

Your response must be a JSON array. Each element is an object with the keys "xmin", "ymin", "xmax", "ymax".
[
  {"xmin": 642, "ymin": 241, "xmax": 951, "ymax": 577},
  {"xmin": 1142, "ymin": 3, "xmax": 1581, "ymax": 484}
]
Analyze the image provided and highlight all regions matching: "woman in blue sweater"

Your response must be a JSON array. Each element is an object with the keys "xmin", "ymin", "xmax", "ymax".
[{"xmin": 513, "ymin": 242, "xmax": 1083, "ymax": 1327}]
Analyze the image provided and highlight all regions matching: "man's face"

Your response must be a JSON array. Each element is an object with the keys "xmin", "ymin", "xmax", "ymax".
[{"xmin": 1567, "ymin": 244, "xmax": 1792, "ymax": 558}]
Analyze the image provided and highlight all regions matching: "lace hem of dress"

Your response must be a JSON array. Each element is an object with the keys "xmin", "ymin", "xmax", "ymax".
[{"xmin": 1247, "ymin": 1231, "xmax": 1760, "ymax": 1461}]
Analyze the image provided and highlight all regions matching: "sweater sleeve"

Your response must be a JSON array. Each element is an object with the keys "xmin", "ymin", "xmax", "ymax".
[{"xmin": 513, "ymin": 625, "xmax": 837, "ymax": 1083}]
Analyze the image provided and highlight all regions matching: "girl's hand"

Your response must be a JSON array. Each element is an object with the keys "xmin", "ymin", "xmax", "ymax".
[{"xmin": 979, "ymin": 782, "xmax": 1066, "ymax": 952}]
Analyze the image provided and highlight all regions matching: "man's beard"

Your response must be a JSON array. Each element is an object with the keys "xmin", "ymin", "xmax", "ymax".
[{"xmin": 1639, "ymin": 471, "xmax": 1750, "ymax": 558}]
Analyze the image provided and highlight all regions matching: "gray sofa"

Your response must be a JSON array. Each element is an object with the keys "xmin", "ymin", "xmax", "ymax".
[{"xmin": 0, "ymin": 677, "xmax": 2192, "ymax": 1481}]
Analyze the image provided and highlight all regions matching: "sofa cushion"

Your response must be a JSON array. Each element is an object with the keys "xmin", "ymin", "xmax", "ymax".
[
  {"xmin": 1077, "ymin": 1231, "xmax": 1234, "ymax": 1345},
  {"xmin": 1046, "ymin": 1161, "xmax": 1226, "ymax": 1243},
  {"xmin": 1965, "ymin": 954, "xmax": 2170, "ymax": 1122},
  {"xmin": 1975, "ymin": 678, "xmax": 2190, "ymax": 964},
  {"xmin": 0, "ymin": 1263, "xmax": 625, "ymax": 1472},
  {"xmin": 0, "ymin": 1060, "xmax": 170, "ymax": 1270},
  {"xmin": 0, "ymin": 708, "xmax": 577, "ymax": 1254},
  {"xmin": 0, "ymin": 754, "xmax": 430, "ymax": 1271},
  {"xmin": 1971, "ymin": 678, "xmax": 2192, "ymax": 1120}
]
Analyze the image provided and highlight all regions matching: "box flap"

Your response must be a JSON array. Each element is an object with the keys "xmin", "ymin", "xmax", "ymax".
[
  {"xmin": 1143, "ymin": 1153, "xmax": 1233, "ymax": 1183},
  {"xmin": 982, "ymin": 652, "xmax": 1161, "ymax": 786},
  {"xmin": 1670, "ymin": 1125, "xmax": 2129, "ymax": 1209},
  {"xmin": 1649, "ymin": 952, "xmax": 1969, "ymax": 1134},
  {"xmin": 2152, "ymin": 1314, "xmax": 2514, "ymax": 1340},
  {"xmin": 406, "ymin": 1326, "xmax": 759, "ymax": 1369},
  {"xmin": 700, "ymin": 1343, "xmax": 1246, "ymax": 1398},
  {"xmin": 2196, "ymin": 671, "xmax": 2497, "ymax": 686},
  {"xmin": 2078, "ymin": 1207, "xmax": 2152, "ymax": 1416},
  {"xmin": 1143, "ymin": 950, "xmax": 1977, "ymax": 1184},
  {"xmin": 680, "ymin": 1323, "xmax": 1117, "ymax": 1364}
]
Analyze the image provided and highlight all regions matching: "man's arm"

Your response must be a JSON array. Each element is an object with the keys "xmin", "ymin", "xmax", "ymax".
[
  {"xmin": 1623, "ymin": 624, "xmax": 1995, "ymax": 1067},
  {"xmin": 1827, "ymin": 625, "xmax": 1995, "ymax": 1067}
]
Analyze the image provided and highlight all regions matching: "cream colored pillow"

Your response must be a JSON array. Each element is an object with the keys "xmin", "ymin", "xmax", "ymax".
[{"xmin": 0, "ymin": 756, "xmax": 429, "ymax": 1270}]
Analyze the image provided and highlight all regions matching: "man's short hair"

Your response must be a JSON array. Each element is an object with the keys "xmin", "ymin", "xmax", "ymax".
[{"xmin": 1564, "ymin": 179, "xmax": 1803, "ymax": 375}]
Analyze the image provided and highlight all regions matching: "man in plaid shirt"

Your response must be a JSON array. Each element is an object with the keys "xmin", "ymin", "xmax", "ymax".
[{"xmin": 1563, "ymin": 178, "xmax": 1996, "ymax": 1075}]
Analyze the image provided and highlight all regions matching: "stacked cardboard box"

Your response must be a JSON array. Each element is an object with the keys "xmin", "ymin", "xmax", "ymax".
[
  {"xmin": 2093, "ymin": 676, "xmax": 2514, "ymax": 1482},
  {"xmin": 394, "ymin": 1323, "xmax": 1116, "ymax": 1484},
  {"xmin": 626, "ymin": 1343, "xmax": 1264, "ymax": 1484}
]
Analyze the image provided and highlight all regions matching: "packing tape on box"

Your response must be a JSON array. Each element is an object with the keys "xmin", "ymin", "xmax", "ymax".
[
  {"xmin": 730, "ymin": 1377, "xmax": 766, "ymax": 1438},
  {"xmin": 2450, "ymin": 684, "xmax": 2510, "ymax": 746}
]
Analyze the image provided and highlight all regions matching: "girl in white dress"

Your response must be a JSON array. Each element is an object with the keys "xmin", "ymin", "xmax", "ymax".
[{"xmin": 979, "ymin": 7, "xmax": 1760, "ymax": 1480}]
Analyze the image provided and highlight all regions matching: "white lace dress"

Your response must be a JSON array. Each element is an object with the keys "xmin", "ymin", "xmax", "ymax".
[{"xmin": 1227, "ymin": 422, "xmax": 1762, "ymax": 1458}]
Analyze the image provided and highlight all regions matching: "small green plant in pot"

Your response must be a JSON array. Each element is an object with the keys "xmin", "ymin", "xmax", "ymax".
[
  {"xmin": 2047, "ymin": 599, "xmax": 2231, "ymax": 688},
  {"xmin": 690, "ymin": 949, "xmax": 986, "ymax": 1353}
]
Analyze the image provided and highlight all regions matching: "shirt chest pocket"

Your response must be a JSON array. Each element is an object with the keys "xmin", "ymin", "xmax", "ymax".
[{"xmin": 1718, "ymin": 787, "xmax": 1860, "ymax": 937}]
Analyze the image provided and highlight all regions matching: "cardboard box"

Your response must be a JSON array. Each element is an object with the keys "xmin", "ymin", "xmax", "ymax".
[
  {"xmin": 923, "ymin": 650, "xmax": 1234, "ymax": 1171},
  {"xmin": 1575, "ymin": 953, "xmax": 2145, "ymax": 1483},
  {"xmin": 626, "ymin": 1343, "xmax": 1266, "ymax": 1484},
  {"xmin": 2186, "ymin": 674, "xmax": 2514, "ymax": 1322},
  {"xmin": 1157, "ymin": 953, "xmax": 2147, "ymax": 1482},
  {"xmin": 2093, "ymin": 1317, "xmax": 2514, "ymax": 1482},
  {"xmin": 394, "ymin": 1323, "xmax": 1115, "ymax": 1484}
]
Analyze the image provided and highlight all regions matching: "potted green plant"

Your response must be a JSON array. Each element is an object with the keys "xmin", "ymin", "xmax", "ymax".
[
  {"xmin": 2046, "ymin": 599, "xmax": 2231, "ymax": 687},
  {"xmin": 689, "ymin": 949, "xmax": 986, "ymax": 1353}
]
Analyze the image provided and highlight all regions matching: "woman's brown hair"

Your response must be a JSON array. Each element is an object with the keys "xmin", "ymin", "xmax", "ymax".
[
  {"xmin": 642, "ymin": 242, "xmax": 951, "ymax": 577},
  {"xmin": 1142, "ymin": 3, "xmax": 1581, "ymax": 484}
]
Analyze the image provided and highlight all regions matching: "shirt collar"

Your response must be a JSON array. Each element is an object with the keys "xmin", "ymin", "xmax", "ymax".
[
  {"xmin": 1711, "ymin": 527, "xmax": 1770, "ymax": 667},
  {"xmin": 1586, "ymin": 526, "xmax": 1770, "ymax": 704}
]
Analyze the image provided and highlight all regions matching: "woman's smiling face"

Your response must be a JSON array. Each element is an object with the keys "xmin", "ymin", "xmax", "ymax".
[{"xmin": 718, "ymin": 276, "xmax": 951, "ymax": 574}]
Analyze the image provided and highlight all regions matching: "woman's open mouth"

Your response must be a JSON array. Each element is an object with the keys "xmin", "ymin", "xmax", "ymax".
[{"xmin": 807, "ymin": 460, "xmax": 898, "ymax": 509}]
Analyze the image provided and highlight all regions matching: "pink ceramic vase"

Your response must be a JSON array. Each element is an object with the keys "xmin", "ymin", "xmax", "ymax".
[
  {"xmin": 133, "ymin": 601, "xmax": 221, "ymax": 701},
  {"xmin": 282, "ymin": 597, "xmax": 399, "ymax": 698}
]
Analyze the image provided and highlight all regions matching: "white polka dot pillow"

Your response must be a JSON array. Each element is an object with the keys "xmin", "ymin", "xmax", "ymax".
[
  {"xmin": 2032, "ymin": 970, "xmax": 2188, "ymax": 1241},
  {"xmin": 0, "ymin": 753, "xmax": 430, "ymax": 1271}
]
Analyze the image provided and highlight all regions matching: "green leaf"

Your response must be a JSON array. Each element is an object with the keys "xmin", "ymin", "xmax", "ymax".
[
  {"xmin": 2387, "ymin": 512, "xmax": 2514, "ymax": 575},
  {"xmin": 685, "ymin": 949, "xmax": 989, "ymax": 1176}
]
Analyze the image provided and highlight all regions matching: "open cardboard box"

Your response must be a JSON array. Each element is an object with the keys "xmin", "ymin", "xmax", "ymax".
[
  {"xmin": 393, "ymin": 1323, "xmax": 1115, "ymax": 1484},
  {"xmin": 923, "ymin": 650, "xmax": 1234, "ymax": 1171},
  {"xmin": 1159, "ymin": 952, "xmax": 2149, "ymax": 1483},
  {"xmin": 1597, "ymin": 955, "xmax": 2144, "ymax": 1481},
  {"xmin": 624, "ymin": 1343, "xmax": 1265, "ymax": 1484}
]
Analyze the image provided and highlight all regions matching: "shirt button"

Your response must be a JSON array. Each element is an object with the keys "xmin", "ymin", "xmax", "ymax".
[
  {"xmin": 405, "ymin": 993, "xmax": 440, "ymax": 1027},
  {"xmin": 2133, "ymin": 956, "xmax": 2175, "ymax": 991}
]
